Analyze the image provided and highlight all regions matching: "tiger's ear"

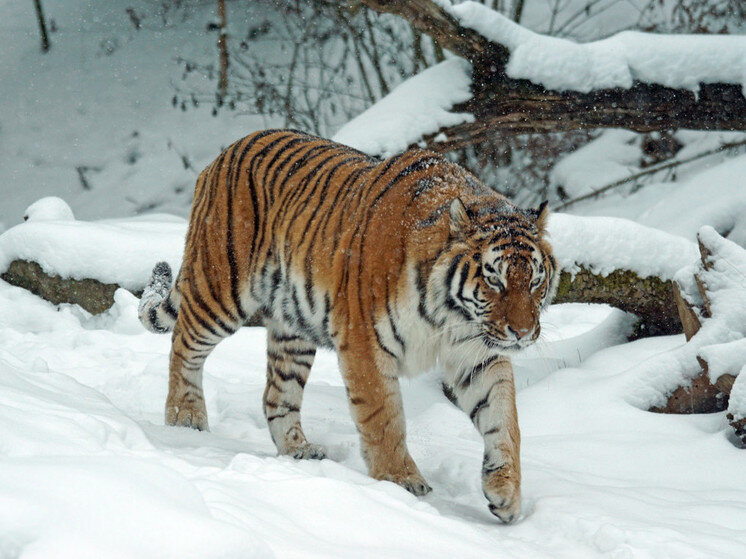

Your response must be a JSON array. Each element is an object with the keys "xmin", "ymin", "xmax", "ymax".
[
  {"xmin": 449, "ymin": 198, "xmax": 470, "ymax": 237},
  {"xmin": 528, "ymin": 200, "xmax": 550, "ymax": 231}
]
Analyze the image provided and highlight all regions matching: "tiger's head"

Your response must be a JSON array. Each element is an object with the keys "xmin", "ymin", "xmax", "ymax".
[{"xmin": 431, "ymin": 197, "xmax": 558, "ymax": 353}]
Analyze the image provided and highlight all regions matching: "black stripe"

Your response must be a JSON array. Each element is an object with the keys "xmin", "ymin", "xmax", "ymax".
[
  {"xmin": 458, "ymin": 355, "xmax": 501, "ymax": 389},
  {"xmin": 469, "ymin": 396, "xmax": 489, "ymax": 423},
  {"xmin": 271, "ymin": 367, "xmax": 308, "ymax": 388},
  {"xmin": 372, "ymin": 323, "xmax": 399, "ymax": 359},
  {"xmin": 148, "ymin": 307, "xmax": 169, "ymax": 333},
  {"xmin": 163, "ymin": 296, "xmax": 178, "ymax": 319}
]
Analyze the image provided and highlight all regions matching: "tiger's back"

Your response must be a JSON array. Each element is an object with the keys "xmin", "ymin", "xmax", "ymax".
[{"xmin": 139, "ymin": 129, "xmax": 557, "ymax": 523}]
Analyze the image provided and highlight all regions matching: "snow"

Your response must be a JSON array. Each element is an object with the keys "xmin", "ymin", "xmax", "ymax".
[
  {"xmin": 0, "ymin": 0, "xmax": 272, "ymax": 229},
  {"xmin": 730, "ymin": 366, "xmax": 746, "ymax": 422},
  {"xmin": 449, "ymin": 1, "xmax": 746, "ymax": 94},
  {"xmin": 332, "ymin": 58, "xmax": 474, "ymax": 157},
  {"xmin": 0, "ymin": 215, "xmax": 186, "ymax": 291},
  {"xmin": 700, "ymin": 339, "xmax": 746, "ymax": 383},
  {"xmin": 547, "ymin": 213, "xmax": 698, "ymax": 279},
  {"xmin": 551, "ymin": 130, "xmax": 641, "ymax": 199},
  {"xmin": 2, "ymin": 279, "xmax": 746, "ymax": 557},
  {"xmin": 556, "ymin": 132, "xmax": 746, "ymax": 249},
  {"xmin": 638, "ymin": 154, "xmax": 746, "ymax": 248}
]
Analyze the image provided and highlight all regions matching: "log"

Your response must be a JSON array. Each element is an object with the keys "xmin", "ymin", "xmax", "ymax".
[
  {"xmin": 423, "ymin": 82, "xmax": 746, "ymax": 151},
  {"xmin": 2, "ymin": 259, "xmax": 121, "ymax": 315},
  {"xmin": 649, "ymin": 369, "xmax": 726, "ymax": 414},
  {"xmin": 728, "ymin": 414, "xmax": 746, "ymax": 446},
  {"xmin": 555, "ymin": 268, "xmax": 680, "ymax": 336},
  {"xmin": 1, "ymin": 259, "xmax": 263, "ymax": 326},
  {"xmin": 352, "ymin": 0, "xmax": 507, "ymax": 63},
  {"xmin": 649, "ymin": 230, "xmax": 742, "ymax": 416},
  {"xmin": 2, "ymin": 257, "xmax": 679, "ymax": 335},
  {"xmin": 355, "ymin": 0, "xmax": 746, "ymax": 151}
]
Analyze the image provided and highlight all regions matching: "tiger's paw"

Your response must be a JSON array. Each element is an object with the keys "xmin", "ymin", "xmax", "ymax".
[
  {"xmin": 286, "ymin": 442, "xmax": 327, "ymax": 460},
  {"xmin": 482, "ymin": 465, "xmax": 521, "ymax": 524},
  {"xmin": 379, "ymin": 472, "xmax": 432, "ymax": 496},
  {"xmin": 165, "ymin": 403, "xmax": 209, "ymax": 431}
]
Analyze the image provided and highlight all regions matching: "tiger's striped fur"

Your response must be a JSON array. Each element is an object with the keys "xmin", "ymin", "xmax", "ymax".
[{"xmin": 138, "ymin": 129, "xmax": 558, "ymax": 523}]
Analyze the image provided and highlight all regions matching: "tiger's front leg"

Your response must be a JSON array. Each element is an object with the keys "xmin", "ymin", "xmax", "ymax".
[
  {"xmin": 444, "ymin": 355, "xmax": 521, "ymax": 523},
  {"xmin": 338, "ymin": 346, "xmax": 431, "ymax": 496}
]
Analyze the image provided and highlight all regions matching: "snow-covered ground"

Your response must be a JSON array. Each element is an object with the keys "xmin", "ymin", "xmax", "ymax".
[{"xmin": 2, "ymin": 279, "xmax": 745, "ymax": 558}]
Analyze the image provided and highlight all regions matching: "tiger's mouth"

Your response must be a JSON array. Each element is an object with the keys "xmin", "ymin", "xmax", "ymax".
[{"xmin": 481, "ymin": 332, "xmax": 535, "ymax": 353}]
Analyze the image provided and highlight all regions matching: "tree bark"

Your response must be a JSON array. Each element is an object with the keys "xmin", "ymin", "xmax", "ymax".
[
  {"xmin": 355, "ymin": 0, "xmax": 746, "ymax": 150},
  {"xmin": 354, "ymin": 0, "xmax": 507, "ymax": 63}
]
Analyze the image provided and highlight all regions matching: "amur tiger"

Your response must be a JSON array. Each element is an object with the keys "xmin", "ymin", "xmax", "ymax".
[{"xmin": 138, "ymin": 129, "xmax": 558, "ymax": 523}]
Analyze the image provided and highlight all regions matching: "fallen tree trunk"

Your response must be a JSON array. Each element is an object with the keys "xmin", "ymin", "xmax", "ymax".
[
  {"xmin": 2, "ymin": 258, "xmax": 679, "ymax": 336},
  {"xmin": 354, "ymin": 0, "xmax": 746, "ymax": 152},
  {"xmin": 555, "ymin": 268, "xmax": 680, "ymax": 336},
  {"xmin": 1, "ymin": 259, "xmax": 263, "ymax": 326},
  {"xmin": 2, "ymin": 260, "xmax": 121, "ymax": 315}
]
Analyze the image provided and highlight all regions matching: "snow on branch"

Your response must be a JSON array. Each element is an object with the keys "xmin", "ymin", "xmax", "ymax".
[
  {"xmin": 351, "ymin": 0, "xmax": 746, "ymax": 155},
  {"xmin": 450, "ymin": 2, "xmax": 746, "ymax": 95}
]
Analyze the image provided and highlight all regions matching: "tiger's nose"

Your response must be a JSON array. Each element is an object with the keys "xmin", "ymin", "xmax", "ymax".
[{"xmin": 507, "ymin": 326, "xmax": 532, "ymax": 340}]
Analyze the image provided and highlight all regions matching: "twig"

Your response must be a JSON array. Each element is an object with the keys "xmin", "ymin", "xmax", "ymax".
[{"xmin": 554, "ymin": 139, "xmax": 746, "ymax": 211}]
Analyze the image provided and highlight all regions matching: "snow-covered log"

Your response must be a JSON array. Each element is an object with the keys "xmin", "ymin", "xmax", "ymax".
[
  {"xmin": 0, "ymin": 201, "xmax": 697, "ymax": 336},
  {"xmin": 349, "ymin": 0, "xmax": 746, "ymax": 155},
  {"xmin": 548, "ymin": 214, "xmax": 698, "ymax": 335},
  {"xmin": 631, "ymin": 227, "xmax": 746, "ymax": 441}
]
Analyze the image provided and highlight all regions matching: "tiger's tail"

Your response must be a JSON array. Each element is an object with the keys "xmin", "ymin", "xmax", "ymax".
[{"xmin": 138, "ymin": 261, "xmax": 180, "ymax": 333}]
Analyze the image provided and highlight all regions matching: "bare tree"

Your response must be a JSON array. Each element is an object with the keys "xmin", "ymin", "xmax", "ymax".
[
  {"xmin": 216, "ymin": 0, "xmax": 229, "ymax": 105},
  {"xmin": 33, "ymin": 0, "xmax": 51, "ymax": 53}
]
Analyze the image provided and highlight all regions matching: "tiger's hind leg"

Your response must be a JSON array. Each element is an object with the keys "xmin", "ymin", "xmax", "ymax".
[
  {"xmin": 263, "ymin": 320, "xmax": 326, "ymax": 460},
  {"xmin": 166, "ymin": 288, "xmax": 246, "ymax": 431}
]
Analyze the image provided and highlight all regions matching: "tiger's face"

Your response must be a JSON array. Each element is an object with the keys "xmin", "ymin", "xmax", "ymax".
[{"xmin": 441, "ymin": 198, "xmax": 558, "ymax": 353}]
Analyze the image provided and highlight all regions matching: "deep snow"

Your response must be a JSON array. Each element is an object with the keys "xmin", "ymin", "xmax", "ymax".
[{"xmin": 1, "ymin": 280, "xmax": 745, "ymax": 558}]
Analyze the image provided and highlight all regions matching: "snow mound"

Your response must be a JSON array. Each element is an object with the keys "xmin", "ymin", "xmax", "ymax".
[
  {"xmin": 547, "ymin": 213, "xmax": 698, "ymax": 279},
  {"xmin": 637, "ymin": 153, "xmax": 746, "ymax": 247},
  {"xmin": 0, "ymin": 208, "xmax": 186, "ymax": 291},
  {"xmin": 561, "ymin": 133, "xmax": 746, "ymax": 249},
  {"xmin": 23, "ymin": 197, "xmax": 75, "ymax": 222},
  {"xmin": 333, "ymin": 58, "xmax": 474, "ymax": 157},
  {"xmin": 730, "ymin": 366, "xmax": 746, "ymax": 423},
  {"xmin": 450, "ymin": 2, "xmax": 746, "ymax": 94}
]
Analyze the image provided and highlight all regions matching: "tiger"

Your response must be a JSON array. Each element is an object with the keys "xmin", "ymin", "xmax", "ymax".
[{"xmin": 138, "ymin": 129, "xmax": 558, "ymax": 523}]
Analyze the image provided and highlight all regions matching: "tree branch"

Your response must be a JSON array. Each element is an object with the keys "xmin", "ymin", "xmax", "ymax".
[
  {"xmin": 354, "ymin": 0, "xmax": 508, "ymax": 64},
  {"xmin": 419, "ymin": 81, "xmax": 746, "ymax": 152}
]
